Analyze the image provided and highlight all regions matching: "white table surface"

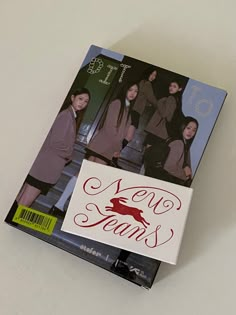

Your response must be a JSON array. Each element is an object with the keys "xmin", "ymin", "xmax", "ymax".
[{"xmin": 0, "ymin": 1, "xmax": 235, "ymax": 314}]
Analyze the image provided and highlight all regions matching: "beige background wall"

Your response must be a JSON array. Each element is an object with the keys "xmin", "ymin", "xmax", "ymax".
[{"xmin": 0, "ymin": 1, "xmax": 235, "ymax": 314}]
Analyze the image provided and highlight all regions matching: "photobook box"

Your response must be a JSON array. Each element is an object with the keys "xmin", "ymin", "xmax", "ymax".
[{"xmin": 5, "ymin": 45, "xmax": 227, "ymax": 288}]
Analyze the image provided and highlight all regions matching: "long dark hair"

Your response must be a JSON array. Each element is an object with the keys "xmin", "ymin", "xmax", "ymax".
[
  {"xmin": 181, "ymin": 116, "xmax": 199, "ymax": 149},
  {"xmin": 60, "ymin": 87, "xmax": 91, "ymax": 133},
  {"xmin": 140, "ymin": 66, "xmax": 158, "ymax": 82},
  {"xmin": 115, "ymin": 81, "xmax": 139, "ymax": 128},
  {"xmin": 166, "ymin": 79, "xmax": 185, "ymax": 138},
  {"xmin": 168, "ymin": 79, "xmax": 184, "ymax": 107},
  {"xmin": 74, "ymin": 88, "xmax": 90, "ymax": 132},
  {"xmin": 176, "ymin": 116, "xmax": 199, "ymax": 172}
]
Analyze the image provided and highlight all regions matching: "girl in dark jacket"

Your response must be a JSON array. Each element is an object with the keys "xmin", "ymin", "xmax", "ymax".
[
  {"xmin": 140, "ymin": 80, "xmax": 184, "ymax": 174},
  {"xmin": 124, "ymin": 66, "xmax": 158, "ymax": 143},
  {"xmin": 145, "ymin": 80, "xmax": 184, "ymax": 144},
  {"xmin": 145, "ymin": 116, "xmax": 199, "ymax": 187}
]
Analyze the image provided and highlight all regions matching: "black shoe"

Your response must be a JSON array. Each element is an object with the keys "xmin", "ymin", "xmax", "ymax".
[
  {"xmin": 111, "ymin": 157, "xmax": 122, "ymax": 169},
  {"xmin": 49, "ymin": 206, "xmax": 65, "ymax": 219},
  {"xmin": 127, "ymin": 270, "xmax": 137, "ymax": 281}
]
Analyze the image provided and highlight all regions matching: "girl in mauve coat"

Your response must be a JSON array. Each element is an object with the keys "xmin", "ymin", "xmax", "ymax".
[
  {"xmin": 16, "ymin": 88, "xmax": 91, "ymax": 207},
  {"xmin": 145, "ymin": 116, "xmax": 199, "ymax": 186},
  {"xmin": 86, "ymin": 82, "xmax": 139, "ymax": 165},
  {"xmin": 110, "ymin": 67, "xmax": 159, "ymax": 168}
]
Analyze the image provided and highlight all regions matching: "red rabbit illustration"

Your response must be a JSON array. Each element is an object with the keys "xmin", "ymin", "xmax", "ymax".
[{"xmin": 105, "ymin": 197, "xmax": 150, "ymax": 228}]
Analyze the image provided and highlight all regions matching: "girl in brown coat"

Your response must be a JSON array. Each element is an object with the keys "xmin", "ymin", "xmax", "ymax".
[
  {"xmin": 145, "ymin": 116, "xmax": 199, "ymax": 186},
  {"xmin": 140, "ymin": 80, "xmax": 184, "ymax": 174},
  {"xmin": 124, "ymin": 67, "xmax": 158, "ymax": 143},
  {"xmin": 144, "ymin": 80, "xmax": 184, "ymax": 145},
  {"xmin": 86, "ymin": 82, "xmax": 139, "ymax": 165},
  {"xmin": 16, "ymin": 88, "xmax": 91, "ymax": 207}
]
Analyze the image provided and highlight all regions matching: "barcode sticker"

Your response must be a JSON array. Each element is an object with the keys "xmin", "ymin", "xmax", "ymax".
[{"xmin": 13, "ymin": 205, "xmax": 57, "ymax": 235}]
